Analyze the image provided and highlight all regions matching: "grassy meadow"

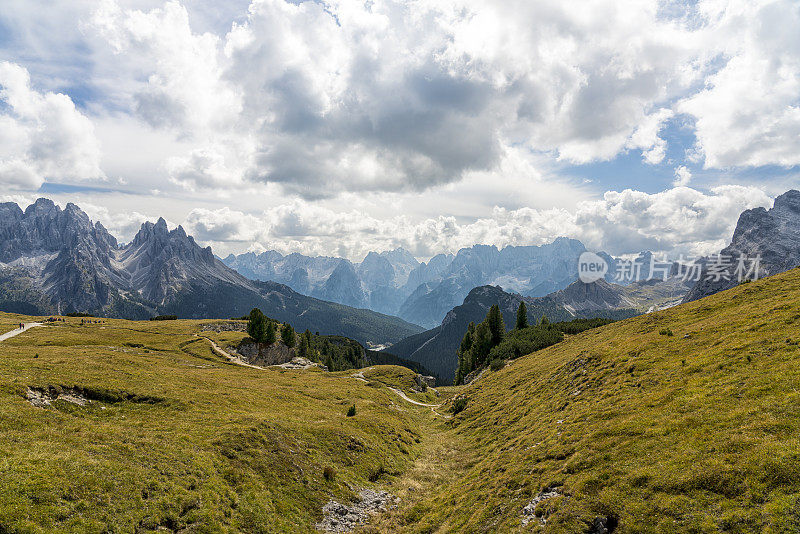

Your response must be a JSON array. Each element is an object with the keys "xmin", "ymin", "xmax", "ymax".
[
  {"xmin": 3, "ymin": 268, "xmax": 800, "ymax": 533},
  {"xmin": 0, "ymin": 315, "xmax": 439, "ymax": 533},
  {"xmin": 372, "ymin": 268, "xmax": 800, "ymax": 533}
]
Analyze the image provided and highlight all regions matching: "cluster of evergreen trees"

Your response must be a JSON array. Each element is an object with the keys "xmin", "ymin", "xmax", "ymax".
[
  {"xmin": 454, "ymin": 301, "xmax": 615, "ymax": 384},
  {"xmin": 454, "ymin": 302, "xmax": 533, "ymax": 385},
  {"xmin": 247, "ymin": 308, "xmax": 286, "ymax": 346},
  {"xmin": 246, "ymin": 308, "xmax": 366, "ymax": 371}
]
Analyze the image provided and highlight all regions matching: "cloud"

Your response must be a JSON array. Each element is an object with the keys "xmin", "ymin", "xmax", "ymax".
[
  {"xmin": 573, "ymin": 185, "xmax": 771, "ymax": 256},
  {"xmin": 86, "ymin": 0, "xmax": 717, "ymax": 197},
  {"xmin": 678, "ymin": 0, "xmax": 800, "ymax": 168},
  {"xmin": 77, "ymin": 202, "xmax": 152, "ymax": 243},
  {"xmin": 0, "ymin": 61, "xmax": 104, "ymax": 189},
  {"xmin": 2, "ymin": 0, "xmax": 798, "ymax": 201},
  {"xmin": 673, "ymin": 165, "xmax": 692, "ymax": 186},
  {"xmin": 183, "ymin": 185, "xmax": 772, "ymax": 260}
]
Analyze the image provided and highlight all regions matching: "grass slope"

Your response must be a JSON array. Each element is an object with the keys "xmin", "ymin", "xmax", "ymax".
[
  {"xmin": 375, "ymin": 267, "xmax": 800, "ymax": 533},
  {"xmin": 0, "ymin": 315, "xmax": 435, "ymax": 533}
]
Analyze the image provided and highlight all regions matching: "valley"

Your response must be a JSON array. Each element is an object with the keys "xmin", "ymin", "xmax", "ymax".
[
  {"xmin": 2, "ymin": 266, "xmax": 800, "ymax": 532},
  {"xmin": 2, "ymin": 3, "xmax": 798, "ymax": 532}
]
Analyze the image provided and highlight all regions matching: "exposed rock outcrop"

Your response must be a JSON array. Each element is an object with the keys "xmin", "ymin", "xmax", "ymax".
[
  {"xmin": 684, "ymin": 190, "xmax": 800, "ymax": 302},
  {"xmin": 26, "ymin": 387, "xmax": 90, "ymax": 408},
  {"xmin": 521, "ymin": 488, "xmax": 562, "ymax": 526},
  {"xmin": 415, "ymin": 374, "xmax": 436, "ymax": 389},
  {"xmin": 234, "ymin": 341, "xmax": 295, "ymax": 366},
  {"xmin": 316, "ymin": 489, "xmax": 397, "ymax": 532}
]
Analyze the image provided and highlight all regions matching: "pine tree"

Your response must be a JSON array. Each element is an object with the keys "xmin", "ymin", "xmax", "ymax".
[
  {"xmin": 247, "ymin": 308, "xmax": 267, "ymax": 343},
  {"xmin": 265, "ymin": 321, "xmax": 277, "ymax": 345},
  {"xmin": 298, "ymin": 334, "xmax": 310, "ymax": 358},
  {"xmin": 471, "ymin": 321, "xmax": 493, "ymax": 368},
  {"xmin": 281, "ymin": 323, "xmax": 296, "ymax": 348},
  {"xmin": 455, "ymin": 322, "xmax": 476, "ymax": 384},
  {"xmin": 515, "ymin": 301, "xmax": 528, "ymax": 330},
  {"xmin": 540, "ymin": 315, "xmax": 550, "ymax": 326},
  {"xmin": 486, "ymin": 304, "xmax": 505, "ymax": 346}
]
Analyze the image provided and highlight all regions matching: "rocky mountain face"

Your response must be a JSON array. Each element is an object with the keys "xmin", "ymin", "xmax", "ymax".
[
  {"xmin": 384, "ymin": 274, "xmax": 692, "ymax": 384},
  {"xmin": 223, "ymin": 248, "xmax": 419, "ymax": 315},
  {"xmin": 396, "ymin": 238, "xmax": 589, "ymax": 328},
  {"xmin": 684, "ymin": 189, "xmax": 800, "ymax": 302},
  {"xmin": 0, "ymin": 199, "xmax": 423, "ymax": 344},
  {"xmin": 223, "ymin": 237, "xmax": 595, "ymax": 329}
]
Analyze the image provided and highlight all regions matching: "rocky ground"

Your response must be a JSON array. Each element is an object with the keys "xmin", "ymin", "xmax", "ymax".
[{"xmin": 316, "ymin": 489, "xmax": 397, "ymax": 532}]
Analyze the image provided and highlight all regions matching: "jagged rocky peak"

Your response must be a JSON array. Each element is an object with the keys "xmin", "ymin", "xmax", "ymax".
[
  {"xmin": 553, "ymin": 279, "xmax": 624, "ymax": 309},
  {"xmin": 774, "ymin": 189, "xmax": 800, "ymax": 211},
  {"xmin": 24, "ymin": 197, "xmax": 58, "ymax": 217},
  {"xmin": 129, "ymin": 217, "xmax": 213, "ymax": 264},
  {"xmin": 683, "ymin": 189, "xmax": 800, "ymax": 303},
  {"xmin": 0, "ymin": 201, "xmax": 24, "ymax": 223},
  {"xmin": 0, "ymin": 198, "xmax": 111, "ymax": 262}
]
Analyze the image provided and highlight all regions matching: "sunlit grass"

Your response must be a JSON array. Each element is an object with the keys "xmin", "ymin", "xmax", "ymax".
[
  {"xmin": 375, "ymin": 267, "xmax": 800, "ymax": 533},
  {"xmin": 0, "ymin": 316, "xmax": 430, "ymax": 533}
]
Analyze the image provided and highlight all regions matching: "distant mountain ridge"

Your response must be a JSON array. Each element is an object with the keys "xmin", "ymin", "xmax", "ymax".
[
  {"xmin": 224, "ymin": 237, "xmax": 606, "ymax": 328},
  {"xmin": 384, "ymin": 275, "xmax": 693, "ymax": 383},
  {"xmin": 0, "ymin": 199, "xmax": 422, "ymax": 345}
]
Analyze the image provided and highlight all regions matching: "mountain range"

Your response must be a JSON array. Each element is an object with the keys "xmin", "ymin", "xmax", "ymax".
[
  {"xmin": 224, "ymin": 237, "xmax": 613, "ymax": 328},
  {"xmin": 384, "ymin": 275, "xmax": 693, "ymax": 383},
  {"xmin": 385, "ymin": 189, "xmax": 800, "ymax": 383},
  {"xmin": 3, "ymin": 190, "xmax": 798, "ymax": 368},
  {"xmin": 0, "ymin": 199, "xmax": 422, "ymax": 345}
]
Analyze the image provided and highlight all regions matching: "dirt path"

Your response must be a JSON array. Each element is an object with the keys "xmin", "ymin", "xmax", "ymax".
[
  {"xmin": 351, "ymin": 369, "xmax": 370, "ymax": 382},
  {"xmin": 195, "ymin": 335, "xmax": 265, "ymax": 369},
  {"xmin": 388, "ymin": 387, "xmax": 442, "ymax": 408},
  {"xmin": 0, "ymin": 323, "xmax": 43, "ymax": 342}
]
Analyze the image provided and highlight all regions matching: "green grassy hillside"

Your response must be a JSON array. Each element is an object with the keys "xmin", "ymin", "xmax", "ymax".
[
  {"xmin": 373, "ymin": 267, "xmax": 800, "ymax": 533},
  {"xmin": 0, "ymin": 315, "xmax": 437, "ymax": 533},
  {"xmin": 5, "ymin": 267, "xmax": 800, "ymax": 533}
]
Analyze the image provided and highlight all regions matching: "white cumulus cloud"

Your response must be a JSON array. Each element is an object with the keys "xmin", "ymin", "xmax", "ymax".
[
  {"xmin": 0, "ymin": 61, "xmax": 105, "ymax": 190},
  {"xmin": 181, "ymin": 185, "xmax": 772, "ymax": 260}
]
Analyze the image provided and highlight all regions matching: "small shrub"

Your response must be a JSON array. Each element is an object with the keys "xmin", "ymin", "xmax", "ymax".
[
  {"xmin": 489, "ymin": 359, "xmax": 505, "ymax": 371},
  {"xmin": 149, "ymin": 315, "xmax": 177, "ymax": 321},
  {"xmin": 659, "ymin": 328, "xmax": 674, "ymax": 337},
  {"xmin": 323, "ymin": 466, "xmax": 336, "ymax": 482},
  {"xmin": 346, "ymin": 405, "xmax": 356, "ymax": 417},
  {"xmin": 451, "ymin": 397, "xmax": 468, "ymax": 415}
]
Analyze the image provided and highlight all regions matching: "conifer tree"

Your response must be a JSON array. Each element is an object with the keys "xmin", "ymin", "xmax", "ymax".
[
  {"xmin": 540, "ymin": 315, "xmax": 550, "ymax": 326},
  {"xmin": 299, "ymin": 334, "xmax": 310, "ymax": 358},
  {"xmin": 455, "ymin": 322, "xmax": 476, "ymax": 384},
  {"xmin": 265, "ymin": 321, "xmax": 277, "ymax": 345},
  {"xmin": 471, "ymin": 321, "xmax": 493, "ymax": 368},
  {"xmin": 460, "ymin": 322, "xmax": 475, "ymax": 354},
  {"xmin": 486, "ymin": 304, "xmax": 505, "ymax": 346},
  {"xmin": 281, "ymin": 323, "xmax": 296, "ymax": 348},
  {"xmin": 247, "ymin": 308, "xmax": 267, "ymax": 343},
  {"xmin": 515, "ymin": 301, "xmax": 528, "ymax": 330}
]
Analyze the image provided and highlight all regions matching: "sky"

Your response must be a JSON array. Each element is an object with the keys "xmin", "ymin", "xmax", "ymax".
[{"xmin": 0, "ymin": 0, "xmax": 798, "ymax": 261}]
